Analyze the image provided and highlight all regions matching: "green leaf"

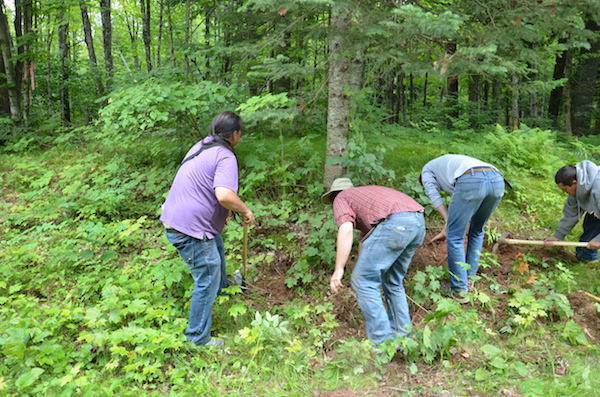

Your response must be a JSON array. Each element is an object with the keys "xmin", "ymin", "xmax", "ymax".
[
  {"xmin": 513, "ymin": 361, "xmax": 530, "ymax": 376},
  {"xmin": 15, "ymin": 367, "xmax": 44, "ymax": 390},
  {"xmin": 480, "ymin": 344, "xmax": 503, "ymax": 357}
]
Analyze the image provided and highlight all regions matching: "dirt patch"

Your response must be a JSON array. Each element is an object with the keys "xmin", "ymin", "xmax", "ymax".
[{"xmin": 243, "ymin": 230, "xmax": 598, "ymax": 395}]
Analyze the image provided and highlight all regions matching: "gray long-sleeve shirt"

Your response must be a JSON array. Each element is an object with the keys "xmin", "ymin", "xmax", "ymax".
[
  {"xmin": 421, "ymin": 154, "xmax": 498, "ymax": 208},
  {"xmin": 554, "ymin": 160, "xmax": 600, "ymax": 239}
]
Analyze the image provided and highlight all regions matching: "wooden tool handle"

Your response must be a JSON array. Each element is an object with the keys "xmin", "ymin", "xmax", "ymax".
[
  {"xmin": 579, "ymin": 290, "xmax": 600, "ymax": 303},
  {"xmin": 243, "ymin": 224, "xmax": 248, "ymax": 277},
  {"xmin": 504, "ymin": 238, "xmax": 588, "ymax": 247}
]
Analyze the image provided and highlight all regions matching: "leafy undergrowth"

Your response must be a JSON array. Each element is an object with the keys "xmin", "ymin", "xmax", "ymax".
[{"xmin": 1, "ymin": 131, "xmax": 600, "ymax": 396}]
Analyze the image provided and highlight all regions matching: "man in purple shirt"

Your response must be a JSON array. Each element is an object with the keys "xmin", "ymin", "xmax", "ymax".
[
  {"xmin": 161, "ymin": 111, "xmax": 254, "ymax": 347},
  {"xmin": 322, "ymin": 178, "xmax": 425, "ymax": 345}
]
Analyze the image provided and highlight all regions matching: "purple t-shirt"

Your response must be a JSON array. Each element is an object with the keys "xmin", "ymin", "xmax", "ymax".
[{"xmin": 160, "ymin": 136, "xmax": 238, "ymax": 240}]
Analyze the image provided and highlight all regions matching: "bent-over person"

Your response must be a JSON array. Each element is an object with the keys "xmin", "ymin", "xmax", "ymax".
[{"xmin": 322, "ymin": 178, "xmax": 425, "ymax": 345}]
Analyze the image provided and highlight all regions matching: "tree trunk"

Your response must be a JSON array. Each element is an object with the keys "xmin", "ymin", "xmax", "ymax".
[
  {"xmin": 184, "ymin": 0, "xmax": 191, "ymax": 80},
  {"xmin": 511, "ymin": 71, "xmax": 520, "ymax": 129},
  {"xmin": 140, "ymin": 0, "xmax": 152, "ymax": 72},
  {"xmin": 17, "ymin": 0, "xmax": 33, "ymax": 126},
  {"xmin": 204, "ymin": 4, "xmax": 211, "ymax": 76},
  {"xmin": 398, "ymin": 72, "xmax": 406, "ymax": 126},
  {"xmin": 562, "ymin": 49, "xmax": 573, "ymax": 135},
  {"xmin": 445, "ymin": 42, "xmax": 458, "ymax": 129},
  {"xmin": 324, "ymin": 6, "xmax": 353, "ymax": 189},
  {"xmin": 80, "ymin": 2, "xmax": 104, "ymax": 97},
  {"xmin": 126, "ymin": 18, "xmax": 140, "ymax": 71},
  {"xmin": 548, "ymin": 40, "xmax": 567, "ymax": 127},
  {"xmin": 423, "ymin": 73, "xmax": 428, "ymax": 108},
  {"xmin": 0, "ymin": 3, "xmax": 20, "ymax": 120},
  {"xmin": 571, "ymin": 20, "xmax": 600, "ymax": 136},
  {"xmin": 529, "ymin": 72, "xmax": 539, "ymax": 121},
  {"xmin": 468, "ymin": 74, "xmax": 480, "ymax": 112},
  {"xmin": 157, "ymin": 0, "xmax": 163, "ymax": 68},
  {"xmin": 0, "ymin": 53, "xmax": 8, "ymax": 115},
  {"xmin": 272, "ymin": 30, "xmax": 292, "ymax": 94},
  {"xmin": 58, "ymin": 16, "xmax": 71, "ymax": 124},
  {"xmin": 409, "ymin": 73, "xmax": 415, "ymax": 106},
  {"xmin": 100, "ymin": 0, "xmax": 113, "ymax": 92},
  {"xmin": 45, "ymin": 25, "xmax": 54, "ymax": 121},
  {"xmin": 168, "ymin": 2, "xmax": 175, "ymax": 67},
  {"xmin": 493, "ymin": 82, "xmax": 502, "ymax": 125}
]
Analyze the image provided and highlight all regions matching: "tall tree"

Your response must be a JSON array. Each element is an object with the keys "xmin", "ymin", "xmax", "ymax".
[
  {"xmin": 80, "ymin": 1, "xmax": 103, "ymax": 97},
  {"xmin": 58, "ymin": 12, "xmax": 71, "ymax": 124},
  {"xmin": 100, "ymin": 0, "xmax": 113, "ymax": 92},
  {"xmin": 571, "ymin": 20, "xmax": 600, "ymax": 136},
  {"xmin": 140, "ymin": 0, "xmax": 152, "ymax": 72},
  {"xmin": 324, "ymin": 5, "xmax": 356, "ymax": 188},
  {"xmin": 17, "ymin": 0, "xmax": 33, "ymax": 125},
  {"xmin": 0, "ymin": 1, "xmax": 20, "ymax": 120}
]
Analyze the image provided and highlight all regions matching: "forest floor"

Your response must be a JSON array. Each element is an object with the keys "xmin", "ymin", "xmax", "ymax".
[{"xmin": 241, "ymin": 229, "xmax": 600, "ymax": 397}]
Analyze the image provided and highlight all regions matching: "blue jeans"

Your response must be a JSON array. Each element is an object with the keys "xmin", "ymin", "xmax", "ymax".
[
  {"xmin": 576, "ymin": 213, "xmax": 600, "ymax": 262},
  {"xmin": 165, "ymin": 229, "xmax": 230, "ymax": 345},
  {"xmin": 447, "ymin": 169, "xmax": 504, "ymax": 292},
  {"xmin": 351, "ymin": 212, "xmax": 425, "ymax": 345}
]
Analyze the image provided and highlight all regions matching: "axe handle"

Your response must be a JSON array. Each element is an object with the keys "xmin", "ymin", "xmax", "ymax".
[{"xmin": 503, "ymin": 238, "xmax": 588, "ymax": 247}]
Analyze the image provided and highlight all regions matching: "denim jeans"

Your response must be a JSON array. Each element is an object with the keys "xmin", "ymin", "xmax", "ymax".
[
  {"xmin": 165, "ymin": 229, "xmax": 230, "ymax": 345},
  {"xmin": 576, "ymin": 213, "xmax": 600, "ymax": 262},
  {"xmin": 447, "ymin": 169, "xmax": 504, "ymax": 292},
  {"xmin": 350, "ymin": 212, "xmax": 425, "ymax": 345}
]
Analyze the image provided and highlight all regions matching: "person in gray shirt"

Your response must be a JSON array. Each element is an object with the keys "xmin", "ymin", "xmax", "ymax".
[
  {"xmin": 544, "ymin": 161, "xmax": 600, "ymax": 262},
  {"xmin": 420, "ymin": 154, "xmax": 505, "ymax": 303}
]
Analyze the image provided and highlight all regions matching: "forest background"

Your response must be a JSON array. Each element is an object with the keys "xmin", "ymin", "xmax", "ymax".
[{"xmin": 2, "ymin": 0, "xmax": 600, "ymax": 396}]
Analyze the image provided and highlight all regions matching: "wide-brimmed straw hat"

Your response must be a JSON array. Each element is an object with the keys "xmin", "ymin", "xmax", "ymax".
[{"xmin": 321, "ymin": 178, "xmax": 354, "ymax": 204}]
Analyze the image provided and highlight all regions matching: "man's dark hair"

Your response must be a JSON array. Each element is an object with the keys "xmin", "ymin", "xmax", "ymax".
[
  {"xmin": 555, "ymin": 165, "xmax": 577, "ymax": 185},
  {"xmin": 330, "ymin": 191, "xmax": 340, "ymax": 203},
  {"xmin": 210, "ymin": 111, "xmax": 243, "ymax": 139}
]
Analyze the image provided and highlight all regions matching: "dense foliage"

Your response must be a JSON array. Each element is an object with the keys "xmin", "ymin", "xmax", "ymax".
[
  {"xmin": 2, "ymin": 0, "xmax": 600, "ymax": 137},
  {"xmin": 1, "ymin": 124, "xmax": 600, "ymax": 395}
]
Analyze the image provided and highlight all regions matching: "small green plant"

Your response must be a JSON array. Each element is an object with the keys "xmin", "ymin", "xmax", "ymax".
[
  {"xmin": 237, "ymin": 311, "xmax": 291, "ymax": 358},
  {"xmin": 473, "ymin": 343, "xmax": 530, "ymax": 382},
  {"xmin": 323, "ymin": 339, "xmax": 389, "ymax": 379},
  {"xmin": 337, "ymin": 130, "xmax": 396, "ymax": 186}
]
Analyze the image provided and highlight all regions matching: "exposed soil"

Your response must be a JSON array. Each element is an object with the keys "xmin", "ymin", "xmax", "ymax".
[{"xmin": 243, "ymin": 230, "xmax": 600, "ymax": 396}]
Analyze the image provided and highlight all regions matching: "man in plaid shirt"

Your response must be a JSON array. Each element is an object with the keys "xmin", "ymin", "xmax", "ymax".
[{"xmin": 321, "ymin": 178, "xmax": 425, "ymax": 345}]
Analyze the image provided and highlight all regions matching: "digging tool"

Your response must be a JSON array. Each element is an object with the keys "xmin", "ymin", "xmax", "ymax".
[
  {"xmin": 492, "ymin": 232, "xmax": 589, "ymax": 254},
  {"xmin": 243, "ymin": 223, "xmax": 248, "ymax": 277},
  {"xmin": 578, "ymin": 289, "xmax": 600, "ymax": 303}
]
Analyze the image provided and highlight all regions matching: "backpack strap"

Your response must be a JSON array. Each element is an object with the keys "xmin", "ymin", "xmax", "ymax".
[{"xmin": 180, "ymin": 140, "xmax": 230, "ymax": 166}]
